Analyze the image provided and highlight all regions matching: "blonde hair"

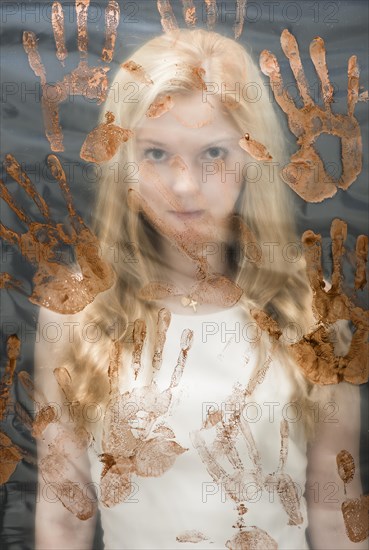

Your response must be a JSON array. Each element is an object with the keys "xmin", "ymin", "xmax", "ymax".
[{"xmin": 63, "ymin": 29, "xmax": 318, "ymax": 435}]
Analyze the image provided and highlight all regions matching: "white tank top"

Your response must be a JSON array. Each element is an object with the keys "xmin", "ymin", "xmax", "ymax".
[{"xmin": 88, "ymin": 304, "xmax": 309, "ymax": 549}]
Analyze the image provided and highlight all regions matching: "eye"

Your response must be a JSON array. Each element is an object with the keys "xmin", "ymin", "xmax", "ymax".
[
  {"xmin": 203, "ymin": 147, "xmax": 228, "ymax": 160},
  {"xmin": 144, "ymin": 148, "xmax": 167, "ymax": 162}
]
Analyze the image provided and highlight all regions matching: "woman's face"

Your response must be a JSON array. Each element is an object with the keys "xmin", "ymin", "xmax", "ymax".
[{"xmin": 135, "ymin": 92, "xmax": 246, "ymax": 245}]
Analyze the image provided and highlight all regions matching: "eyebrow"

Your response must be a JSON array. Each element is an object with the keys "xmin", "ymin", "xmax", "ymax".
[
  {"xmin": 136, "ymin": 139, "xmax": 168, "ymax": 146},
  {"xmin": 136, "ymin": 136, "xmax": 240, "ymax": 146}
]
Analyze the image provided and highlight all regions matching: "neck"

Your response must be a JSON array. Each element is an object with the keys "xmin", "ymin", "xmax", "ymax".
[{"xmin": 161, "ymin": 239, "xmax": 230, "ymax": 289}]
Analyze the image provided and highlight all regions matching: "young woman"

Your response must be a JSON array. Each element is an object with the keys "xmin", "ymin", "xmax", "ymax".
[{"xmin": 35, "ymin": 29, "xmax": 364, "ymax": 549}]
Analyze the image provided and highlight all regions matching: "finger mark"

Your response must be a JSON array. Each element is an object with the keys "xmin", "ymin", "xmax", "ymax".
[
  {"xmin": 193, "ymin": 275, "xmax": 243, "ymax": 309},
  {"xmin": 172, "ymin": 64, "xmax": 207, "ymax": 93},
  {"xmin": 157, "ymin": 0, "xmax": 179, "ymax": 33},
  {"xmin": 152, "ymin": 308, "xmax": 171, "ymax": 370},
  {"xmin": 338, "ymin": 132, "xmax": 362, "ymax": 192},
  {"xmin": 276, "ymin": 473, "xmax": 303, "ymax": 525},
  {"xmin": 202, "ymin": 409, "xmax": 222, "ymax": 429},
  {"xmin": 259, "ymin": 50, "xmax": 281, "ymax": 80},
  {"xmin": 17, "ymin": 371, "xmax": 33, "ymax": 401},
  {"xmin": 244, "ymin": 356, "xmax": 272, "ymax": 398},
  {"xmin": 18, "ymin": 370, "xmax": 42, "ymax": 403},
  {"xmin": 234, "ymin": 0, "xmax": 247, "ymax": 39},
  {"xmin": 76, "ymin": 0, "xmax": 90, "ymax": 57},
  {"xmin": 354, "ymin": 235, "xmax": 368, "ymax": 290},
  {"xmin": 259, "ymin": 49, "xmax": 299, "ymax": 120},
  {"xmin": 41, "ymin": 93, "xmax": 65, "ymax": 152},
  {"xmin": 190, "ymin": 430, "xmax": 228, "ymax": 484},
  {"xmin": 32, "ymin": 404, "xmax": 59, "ymax": 438},
  {"xmin": 250, "ymin": 308, "xmax": 282, "ymax": 341},
  {"xmin": 336, "ymin": 449, "xmax": 355, "ymax": 485},
  {"xmin": 341, "ymin": 494, "xmax": 369, "ymax": 543},
  {"xmin": 53, "ymin": 366, "xmax": 73, "ymax": 400},
  {"xmin": 0, "ymin": 272, "xmax": 24, "ymax": 292},
  {"xmin": 5, "ymin": 334, "xmax": 20, "ymax": 363},
  {"xmin": 0, "ymin": 431, "xmax": 23, "ymax": 484},
  {"xmin": 0, "ymin": 335, "xmax": 20, "ymax": 421},
  {"xmin": 0, "ymin": 179, "xmax": 31, "ymax": 225},
  {"xmin": 342, "ymin": 328, "xmax": 369, "ymax": 384},
  {"xmin": 224, "ymin": 439, "xmax": 244, "ymax": 472},
  {"xmin": 180, "ymin": 328, "xmax": 193, "ymax": 351},
  {"xmin": 204, "ymin": 0, "xmax": 217, "ymax": 30},
  {"xmin": 330, "ymin": 218, "xmax": 347, "ymax": 292},
  {"xmin": 226, "ymin": 528, "xmax": 278, "ymax": 550},
  {"xmin": 138, "ymin": 282, "xmax": 180, "ymax": 303},
  {"xmin": 146, "ymin": 95, "xmax": 174, "ymax": 118},
  {"xmin": 239, "ymin": 134, "xmax": 272, "ymax": 161},
  {"xmin": 176, "ymin": 531, "xmax": 210, "ymax": 544},
  {"xmin": 47, "ymin": 155, "xmax": 81, "ymax": 226},
  {"xmin": 181, "ymin": 0, "xmax": 197, "ymax": 26},
  {"xmin": 41, "ymin": 451, "xmax": 96, "ymax": 519},
  {"xmin": 281, "ymin": 29, "xmax": 313, "ymax": 107},
  {"xmin": 301, "ymin": 229, "xmax": 324, "ymax": 287},
  {"xmin": 52, "ymin": 2, "xmax": 67, "ymax": 64},
  {"xmin": 108, "ymin": 339, "xmax": 122, "ymax": 396},
  {"xmin": 239, "ymin": 414, "xmax": 262, "ymax": 473},
  {"xmin": 131, "ymin": 319, "xmax": 147, "ymax": 379},
  {"xmin": 102, "ymin": 0, "xmax": 120, "ymax": 63},
  {"xmin": 4, "ymin": 154, "xmax": 50, "ymax": 221},
  {"xmin": 121, "ymin": 60, "xmax": 153, "ymax": 84},
  {"xmin": 309, "ymin": 36, "xmax": 334, "ymax": 109},
  {"xmin": 0, "ymin": 220, "xmax": 22, "ymax": 248},
  {"xmin": 170, "ymin": 328, "xmax": 193, "ymax": 388},
  {"xmin": 347, "ymin": 55, "xmax": 360, "ymax": 116},
  {"xmin": 22, "ymin": 31, "xmax": 46, "ymax": 86},
  {"xmin": 15, "ymin": 401, "xmax": 33, "ymax": 431},
  {"xmin": 277, "ymin": 419, "xmax": 289, "ymax": 472}
]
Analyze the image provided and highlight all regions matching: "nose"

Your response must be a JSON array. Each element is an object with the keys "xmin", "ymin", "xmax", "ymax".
[{"xmin": 170, "ymin": 155, "xmax": 199, "ymax": 196}]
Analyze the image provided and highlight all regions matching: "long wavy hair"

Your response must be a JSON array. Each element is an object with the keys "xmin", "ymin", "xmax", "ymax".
[{"xmin": 62, "ymin": 29, "xmax": 318, "ymax": 434}]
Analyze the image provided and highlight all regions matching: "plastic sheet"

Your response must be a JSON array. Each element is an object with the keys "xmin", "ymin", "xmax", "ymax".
[{"xmin": 1, "ymin": 1, "xmax": 368, "ymax": 549}]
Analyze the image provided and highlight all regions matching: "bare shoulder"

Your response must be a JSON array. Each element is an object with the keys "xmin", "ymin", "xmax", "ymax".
[
  {"xmin": 34, "ymin": 307, "xmax": 84, "ymax": 400},
  {"xmin": 35, "ymin": 306, "xmax": 85, "ymax": 357},
  {"xmin": 306, "ymin": 382, "xmax": 365, "ymax": 549},
  {"xmin": 311, "ymin": 382, "xmax": 361, "ymax": 464},
  {"xmin": 36, "ymin": 306, "xmax": 85, "ymax": 345}
]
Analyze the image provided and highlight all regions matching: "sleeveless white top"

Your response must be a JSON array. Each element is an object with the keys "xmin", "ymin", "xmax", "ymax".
[{"xmin": 88, "ymin": 305, "xmax": 309, "ymax": 550}]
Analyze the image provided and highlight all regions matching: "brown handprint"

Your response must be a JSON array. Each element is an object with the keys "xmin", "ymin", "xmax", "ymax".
[
  {"xmin": 22, "ymin": 0, "xmax": 125, "ymax": 160},
  {"xmin": 17, "ymin": 364, "xmax": 96, "ymax": 520},
  {"xmin": 79, "ymin": 111, "xmax": 133, "ymax": 163},
  {"xmin": 99, "ymin": 308, "xmax": 193, "ymax": 507},
  {"xmin": 188, "ymin": 358, "xmax": 302, "ymax": 548},
  {"xmin": 192, "ymin": 416, "xmax": 302, "ymax": 524},
  {"xmin": 0, "ymin": 335, "xmax": 30, "ymax": 485},
  {"xmin": 0, "ymin": 335, "xmax": 19, "ymax": 422},
  {"xmin": 260, "ymin": 30, "xmax": 368, "ymax": 202},
  {"xmin": 156, "ymin": 0, "xmax": 247, "ymax": 39},
  {"xmin": 0, "ymin": 336, "xmax": 43, "ymax": 486},
  {"xmin": 128, "ymin": 188, "xmax": 244, "ymax": 310},
  {"xmin": 191, "ymin": 410, "xmax": 300, "ymax": 548},
  {"xmin": 336, "ymin": 450, "xmax": 369, "ymax": 543},
  {"xmin": 0, "ymin": 154, "xmax": 115, "ymax": 313},
  {"xmin": 251, "ymin": 219, "xmax": 368, "ymax": 385}
]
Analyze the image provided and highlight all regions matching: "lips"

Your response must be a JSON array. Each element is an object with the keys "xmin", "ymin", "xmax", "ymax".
[{"xmin": 169, "ymin": 210, "xmax": 205, "ymax": 219}]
